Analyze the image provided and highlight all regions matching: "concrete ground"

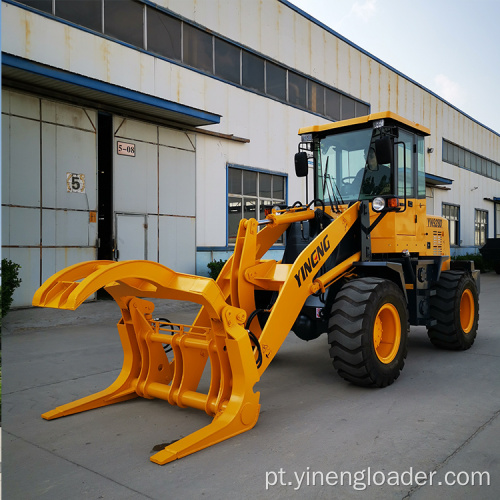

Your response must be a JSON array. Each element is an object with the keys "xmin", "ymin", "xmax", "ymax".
[{"xmin": 2, "ymin": 273, "xmax": 499, "ymax": 499}]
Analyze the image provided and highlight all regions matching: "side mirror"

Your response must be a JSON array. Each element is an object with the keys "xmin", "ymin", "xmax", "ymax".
[
  {"xmin": 294, "ymin": 152, "xmax": 309, "ymax": 177},
  {"xmin": 375, "ymin": 136, "xmax": 393, "ymax": 165}
]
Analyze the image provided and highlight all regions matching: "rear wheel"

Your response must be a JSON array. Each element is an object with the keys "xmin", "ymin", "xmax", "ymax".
[
  {"xmin": 328, "ymin": 277, "xmax": 409, "ymax": 387},
  {"xmin": 427, "ymin": 271, "xmax": 479, "ymax": 350}
]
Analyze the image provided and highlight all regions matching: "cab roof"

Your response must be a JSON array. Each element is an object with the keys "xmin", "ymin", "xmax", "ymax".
[{"xmin": 298, "ymin": 111, "xmax": 430, "ymax": 136}]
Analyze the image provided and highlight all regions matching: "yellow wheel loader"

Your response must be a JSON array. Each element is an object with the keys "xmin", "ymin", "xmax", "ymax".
[{"xmin": 33, "ymin": 112, "xmax": 479, "ymax": 464}]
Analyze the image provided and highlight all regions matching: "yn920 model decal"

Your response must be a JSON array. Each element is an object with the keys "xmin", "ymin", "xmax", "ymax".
[{"xmin": 427, "ymin": 218, "xmax": 443, "ymax": 228}]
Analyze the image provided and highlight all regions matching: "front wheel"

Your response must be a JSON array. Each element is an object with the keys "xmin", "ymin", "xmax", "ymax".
[
  {"xmin": 328, "ymin": 277, "xmax": 409, "ymax": 387},
  {"xmin": 427, "ymin": 271, "xmax": 479, "ymax": 350}
]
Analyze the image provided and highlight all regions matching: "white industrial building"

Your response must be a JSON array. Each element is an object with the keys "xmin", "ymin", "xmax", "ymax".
[{"xmin": 2, "ymin": 0, "xmax": 500, "ymax": 307}]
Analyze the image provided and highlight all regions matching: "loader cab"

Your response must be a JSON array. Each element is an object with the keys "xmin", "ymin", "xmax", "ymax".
[{"xmin": 296, "ymin": 112, "xmax": 429, "ymax": 220}]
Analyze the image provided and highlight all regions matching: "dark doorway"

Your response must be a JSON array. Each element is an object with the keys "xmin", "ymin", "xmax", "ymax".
[{"xmin": 97, "ymin": 112, "xmax": 114, "ymax": 261}]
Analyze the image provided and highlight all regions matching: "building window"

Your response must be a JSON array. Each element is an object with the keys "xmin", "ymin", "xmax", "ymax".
[
  {"xmin": 342, "ymin": 95, "xmax": 356, "ymax": 119},
  {"xmin": 104, "ymin": 0, "xmax": 144, "ymax": 49},
  {"xmin": 288, "ymin": 72, "xmax": 307, "ymax": 108},
  {"xmin": 308, "ymin": 81, "xmax": 325, "ymax": 114},
  {"xmin": 20, "ymin": 0, "xmax": 52, "ymax": 13},
  {"xmin": 356, "ymin": 102, "xmax": 370, "ymax": 117},
  {"xmin": 242, "ymin": 50, "xmax": 265, "ymax": 93},
  {"xmin": 443, "ymin": 139, "xmax": 500, "ymax": 181},
  {"xmin": 56, "ymin": 0, "xmax": 102, "ymax": 32},
  {"xmin": 474, "ymin": 209, "xmax": 488, "ymax": 246},
  {"xmin": 183, "ymin": 23, "xmax": 213, "ymax": 73},
  {"xmin": 266, "ymin": 62, "xmax": 287, "ymax": 101},
  {"xmin": 146, "ymin": 6, "xmax": 181, "ymax": 60},
  {"xmin": 227, "ymin": 166, "xmax": 286, "ymax": 244},
  {"xmin": 215, "ymin": 38, "xmax": 241, "ymax": 84},
  {"xmin": 325, "ymin": 88, "xmax": 341, "ymax": 121},
  {"xmin": 442, "ymin": 203, "xmax": 460, "ymax": 246}
]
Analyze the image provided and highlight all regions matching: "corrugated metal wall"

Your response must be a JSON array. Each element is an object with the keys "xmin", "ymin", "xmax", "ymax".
[
  {"xmin": 112, "ymin": 117, "xmax": 196, "ymax": 270},
  {"xmin": 2, "ymin": 0, "xmax": 500, "ymax": 305},
  {"xmin": 2, "ymin": 89, "xmax": 98, "ymax": 305}
]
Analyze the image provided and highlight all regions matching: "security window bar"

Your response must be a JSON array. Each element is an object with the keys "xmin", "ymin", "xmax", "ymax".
[
  {"xmin": 443, "ymin": 139, "xmax": 500, "ymax": 181},
  {"xmin": 442, "ymin": 203, "xmax": 460, "ymax": 246},
  {"xmin": 14, "ymin": 0, "xmax": 369, "ymax": 122},
  {"xmin": 227, "ymin": 166, "xmax": 286, "ymax": 245},
  {"xmin": 474, "ymin": 209, "xmax": 488, "ymax": 247}
]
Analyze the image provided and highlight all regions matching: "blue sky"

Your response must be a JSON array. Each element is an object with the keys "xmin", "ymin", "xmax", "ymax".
[{"xmin": 290, "ymin": 0, "xmax": 500, "ymax": 134}]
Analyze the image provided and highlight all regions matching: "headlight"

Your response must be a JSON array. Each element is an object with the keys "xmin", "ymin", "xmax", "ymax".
[{"xmin": 372, "ymin": 197, "xmax": 385, "ymax": 212}]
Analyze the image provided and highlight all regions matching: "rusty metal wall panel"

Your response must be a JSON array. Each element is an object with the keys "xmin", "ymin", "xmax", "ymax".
[
  {"xmin": 41, "ymin": 100, "xmax": 96, "ymax": 131},
  {"xmin": 115, "ymin": 214, "xmax": 147, "ymax": 261},
  {"xmin": 3, "ymin": 247, "xmax": 41, "ymax": 307},
  {"xmin": 3, "ymin": 115, "xmax": 40, "ymax": 207},
  {"xmin": 113, "ymin": 119, "xmax": 158, "ymax": 215},
  {"xmin": 112, "ymin": 117, "xmax": 197, "ymax": 264},
  {"xmin": 158, "ymin": 129, "xmax": 195, "ymax": 151},
  {"xmin": 4, "ymin": 207, "xmax": 40, "ymax": 247},
  {"xmin": 114, "ymin": 116, "xmax": 157, "ymax": 144},
  {"xmin": 41, "ymin": 123, "xmax": 97, "ymax": 211},
  {"xmin": 158, "ymin": 146, "xmax": 195, "ymax": 217},
  {"xmin": 2, "ymin": 90, "xmax": 98, "ymax": 306},
  {"xmin": 146, "ymin": 215, "xmax": 159, "ymax": 263},
  {"xmin": 41, "ymin": 247, "xmax": 96, "ymax": 285},
  {"xmin": 2, "ymin": 86, "xmax": 40, "ymax": 120},
  {"xmin": 41, "ymin": 209, "xmax": 97, "ymax": 248},
  {"xmin": 159, "ymin": 215, "xmax": 195, "ymax": 273}
]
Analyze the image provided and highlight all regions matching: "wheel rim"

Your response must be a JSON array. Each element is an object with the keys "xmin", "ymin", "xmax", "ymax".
[
  {"xmin": 373, "ymin": 303, "xmax": 401, "ymax": 364},
  {"xmin": 460, "ymin": 289, "xmax": 475, "ymax": 334}
]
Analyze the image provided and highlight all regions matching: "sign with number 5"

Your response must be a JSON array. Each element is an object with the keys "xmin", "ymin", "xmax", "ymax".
[{"xmin": 67, "ymin": 173, "xmax": 86, "ymax": 193}]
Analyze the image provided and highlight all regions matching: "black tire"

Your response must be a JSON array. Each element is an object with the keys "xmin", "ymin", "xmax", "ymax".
[
  {"xmin": 427, "ymin": 271, "xmax": 479, "ymax": 350},
  {"xmin": 328, "ymin": 277, "xmax": 409, "ymax": 388}
]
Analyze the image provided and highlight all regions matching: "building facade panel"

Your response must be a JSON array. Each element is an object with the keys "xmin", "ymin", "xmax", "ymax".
[
  {"xmin": 3, "ymin": 114, "xmax": 41, "ymax": 206},
  {"xmin": 2, "ymin": 0, "xmax": 500, "ymax": 306}
]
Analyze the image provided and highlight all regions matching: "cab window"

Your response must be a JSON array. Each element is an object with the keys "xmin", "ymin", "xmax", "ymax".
[{"xmin": 397, "ymin": 131, "xmax": 415, "ymax": 198}]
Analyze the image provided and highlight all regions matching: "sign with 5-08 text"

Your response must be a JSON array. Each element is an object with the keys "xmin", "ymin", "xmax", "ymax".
[{"xmin": 117, "ymin": 141, "xmax": 136, "ymax": 157}]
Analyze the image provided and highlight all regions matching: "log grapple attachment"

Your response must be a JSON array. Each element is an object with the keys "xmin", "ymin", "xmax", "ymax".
[
  {"xmin": 33, "ymin": 202, "xmax": 362, "ymax": 464},
  {"xmin": 33, "ymin": 260, "xmax": 261, "ymax": 465}
]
